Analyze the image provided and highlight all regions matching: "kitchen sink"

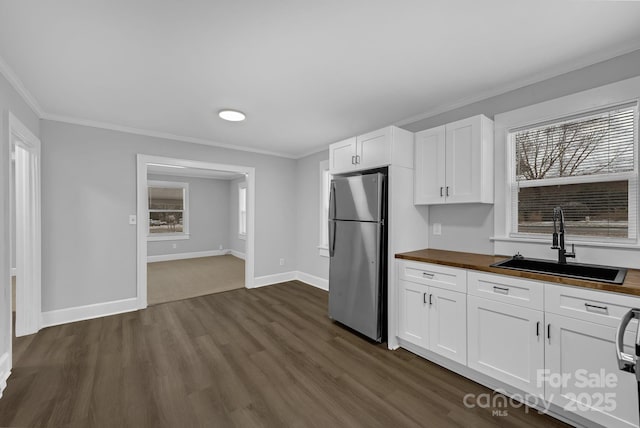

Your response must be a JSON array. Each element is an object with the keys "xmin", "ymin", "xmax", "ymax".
[{"xmin": 491, "ymin": 257, "xmax": 627, "ymax": 284}]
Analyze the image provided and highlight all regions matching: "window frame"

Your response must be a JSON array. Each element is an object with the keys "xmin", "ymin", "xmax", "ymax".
[
  {"xmin": 147, "ymin": 180, "xmax": 190, "ymax": 241},
  {"xmin": 318, "ymin": 160, "xmax": 331, "ymax": 257},
  {"xmin": 506, "ymin": 103, "xmax": 639, "ymax": 244},
  {"xmin": 238, "ymin": 182, "xmax": 247, "ymax": 240}
]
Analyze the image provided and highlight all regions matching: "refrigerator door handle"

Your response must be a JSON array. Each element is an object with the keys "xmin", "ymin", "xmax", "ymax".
[
  {"xmin": 328, "ymin": 221, "xmax": 337, "ymax": 257},
  {"xmin": 329, "ymin": 181, "xmax": 337, "ymax": 220},
  {"xmin": 616, "ymin": 308, "xmax": 640, "ymax": 374}
]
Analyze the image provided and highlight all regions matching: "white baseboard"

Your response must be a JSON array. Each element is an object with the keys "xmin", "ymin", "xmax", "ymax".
[
  {"xmin": 252, "ymin": 271, "xmax": 297, "ymax": 288},
  {"xmin": 295, "ymin": 271, "xmax": 328, "ymax": 291},
  {"xmin": 147, "ymin": 249, "xmax": 229, "ymax": 263},
  {"xmin": 10, "ymin": 268, "xmax": 16, "ymax": 277},
  {"xmin": 40, "ymin": 297, "xmax": 139, "ymax": 328},
  {"xmin": 229, "ymin": 250, "xmax": 245, "ymax": 260},
  {"xmin": 250, "ymin": 271, "xmax": 329, "ymax": 291},
  {"xmin": 0, "ymin": 352, "xmax": 10, "ymax": 399}
]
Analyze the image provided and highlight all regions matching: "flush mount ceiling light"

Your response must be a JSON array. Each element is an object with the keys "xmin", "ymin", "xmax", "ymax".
[{"xmin": 218, "ymin": 109, "xmax": 246, "ymax": 122}]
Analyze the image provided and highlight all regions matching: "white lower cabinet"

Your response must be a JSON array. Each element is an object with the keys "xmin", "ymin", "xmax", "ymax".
[
  {"xmin": 545, "ymin": 312, "xmax": 640, "ymax": 428},
  {"xmin": 396, "ymin": 260, "xmax": 640, "ymax": 428},
  {"xmin": 397, "ymin": 278, "xmax": 467, "ymax": 365},
  {"xmin": 398, "ymin": 279, "xmax": 428, "ymax": 348},
  {"xmin": 467, "ymin": 295, "xmax": 545, "ymax": 397},
  {"xmin": 429, "ymin": 286, "xmax": 467, "ymax": 365}
]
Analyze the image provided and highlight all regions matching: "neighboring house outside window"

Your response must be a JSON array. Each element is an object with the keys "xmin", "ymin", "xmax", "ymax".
[
  {"xmin": 510, "ymin": 104, "xmax": 637, "ymax": 242},
  {"xmin": 319, "ymin": 160, "xmax": 331, "ymax": 257},
  {"xmin": 148, "ymin": 180, "xmax": 189, "ymax": 241},
  {"xmin": 238, "ymin": 183, "xmax": 247, "ymax": 239}
]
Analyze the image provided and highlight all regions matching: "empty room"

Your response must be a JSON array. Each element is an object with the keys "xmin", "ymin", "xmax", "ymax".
[{"xmin": 3, "ymin": 2, "xmax": 640, "ymax": 428}]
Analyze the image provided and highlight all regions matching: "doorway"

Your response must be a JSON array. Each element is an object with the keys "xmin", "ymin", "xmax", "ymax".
[
  {"xmin": 136, "ymin": 155, "xmax": 255, "ymax": 309},
  {"xmin": 8, "ymin": 113, "xmax": 41, "ymax": 338}
]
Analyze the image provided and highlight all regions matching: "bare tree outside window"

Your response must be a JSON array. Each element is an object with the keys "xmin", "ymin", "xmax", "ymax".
[{"xmin": 513, "ymin": 106, "xmax": 636, "ymax": 239}]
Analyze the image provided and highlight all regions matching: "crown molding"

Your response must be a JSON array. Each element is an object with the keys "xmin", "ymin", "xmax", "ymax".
[
  {"xmin": 41, "ymin": 113, "xmax": 297, "ymax": 159},
  {"xmin": 395, "ymin": 42, "xmax": 640, "ymax": 129},
  {"xmin": 0, "ymin": 54, "xmax": 44, "ymax": 117}
]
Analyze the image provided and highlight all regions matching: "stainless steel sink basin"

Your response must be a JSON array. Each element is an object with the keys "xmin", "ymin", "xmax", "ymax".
[{"xmin": 491, "ymin": 257, "xmax": 627, "ymax": 284}]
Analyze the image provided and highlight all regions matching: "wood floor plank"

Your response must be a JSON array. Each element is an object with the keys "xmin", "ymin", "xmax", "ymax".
[{"xmin": 0, "ymin": 282, "xmax": 569, "ymax": 427}]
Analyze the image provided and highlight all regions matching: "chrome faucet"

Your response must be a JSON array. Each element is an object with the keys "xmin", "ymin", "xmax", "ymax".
[{"xmin": 551, "ymin": 206, "xmax": 575, "ymax": 264}]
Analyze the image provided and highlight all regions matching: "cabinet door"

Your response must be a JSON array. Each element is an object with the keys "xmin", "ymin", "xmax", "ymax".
[
  {"xmin": 467, "ymin": 295, "xmax": 544, "ymax": 396},
  {"xmin": 414, "ymin": 126, "xmax": 446, "ymax": 204},
  {"xmin": 329, "ymin": 137, "xmax": 357, "ymax": 174},
  {"xmin": 445, "ymin": 116, "xmax": 481, "ymax": 203},
  {"xmin": 397, "ymin": 279, "xmax": 428, "ymax": 348},
  {"xmin": 356, "ymin": 127, "xmax": 391, "ymax": 170},
  {"xmin": 545, "ymin": 313, "xmax": 639, "ymax": 428},
  {"xmin": 428, "ymin": 287, "xmax": 466, "ymax": 365}
]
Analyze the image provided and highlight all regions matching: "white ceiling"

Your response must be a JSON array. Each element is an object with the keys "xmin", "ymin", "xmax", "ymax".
[{"xmin": 1, "ymin": 1, "xmax": 640, "ymax": 158}]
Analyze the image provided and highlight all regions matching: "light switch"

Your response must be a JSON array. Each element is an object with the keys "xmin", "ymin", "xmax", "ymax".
[{"xmin": 129, "ymin": 215, "xmax": 137, "ymax": 225}]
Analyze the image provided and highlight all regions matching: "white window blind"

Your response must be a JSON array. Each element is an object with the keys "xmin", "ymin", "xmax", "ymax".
[{"xmin": 511, "ymin": 104, "xmax": 638, "ymax": 241}]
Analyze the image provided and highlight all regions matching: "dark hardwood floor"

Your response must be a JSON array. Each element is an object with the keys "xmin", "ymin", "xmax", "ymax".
[{"xmin": 0, "ymin": 281, "xmax": 568, "ymax": 427}]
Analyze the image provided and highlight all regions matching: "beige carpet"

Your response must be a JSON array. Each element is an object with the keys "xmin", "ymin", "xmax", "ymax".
[{"xmin": 147, "ymin": 255, "xmax": 244, "ymax": 305}]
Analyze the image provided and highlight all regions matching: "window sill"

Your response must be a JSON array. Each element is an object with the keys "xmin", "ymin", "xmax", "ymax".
[
  {"xmin": 147, "ymin": 233, "xmax": 190, "ymax": 242},
  {"xmin": 490, "ymin": 235, "xmax": 640, "ymax": 250},
  {"xmin": 238, "ymin": 234, "xmax": 246, "ymax": 241},
  {"xmin": 318, "ymin": 246, "xmax": 329, "ymax": 258}
]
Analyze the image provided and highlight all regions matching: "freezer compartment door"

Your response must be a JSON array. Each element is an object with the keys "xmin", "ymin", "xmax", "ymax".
[
  {"xmin": 330, "ymin": 173, "xmax": 383, "ymax": 222},
  {"xmin": 328, "ymin": 220, "xmax": 382, "ymax": 341}
]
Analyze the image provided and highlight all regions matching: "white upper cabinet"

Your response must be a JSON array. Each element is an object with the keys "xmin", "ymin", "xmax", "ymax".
[
  {"xmin": 328, "ymin": 137, "xmax": 357, "ymax": 174},
  {"xmin": 329, "ymin": 126, "xmax": 413, "ymax": 174},
  {"xmin": 414, "ymin": 114, "xmax": 494, "ymax": 205},
  {"xmin": 414, "ymin": 125, "xmax": 446, "ymax": 203}
]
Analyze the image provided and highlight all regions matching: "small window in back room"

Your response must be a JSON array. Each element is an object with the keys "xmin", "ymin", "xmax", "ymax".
[
  {"xmin": 510, "ymin": 103, "xmax": 637, "ymax": 241},
  {"xmin": 238, "ymin": 183, "xmax": 247, "ymax": 238},
  {"xmin": 148, "ymin": 181, "xmax": 189, "ymax": 236}
]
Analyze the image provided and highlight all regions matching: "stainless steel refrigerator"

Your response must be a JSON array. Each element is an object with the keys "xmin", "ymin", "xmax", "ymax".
[{"xmin": 328, "ymin": 170, "xmax": 387, "ymax": 342}]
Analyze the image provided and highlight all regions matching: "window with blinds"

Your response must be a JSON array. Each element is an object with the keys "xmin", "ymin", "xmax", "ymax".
[{"xmin": 510, "ymin": 104, "xmax": 638, "ymax": 240}]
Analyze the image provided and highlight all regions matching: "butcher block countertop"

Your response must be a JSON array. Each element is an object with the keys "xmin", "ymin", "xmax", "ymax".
[{"xmin": 395, "ymin": 248, "xmax": 640, "ymax": 297}]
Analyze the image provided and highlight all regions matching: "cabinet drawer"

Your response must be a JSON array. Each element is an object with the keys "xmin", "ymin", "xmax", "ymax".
[
  {"xmin": 468, "ymin": 271, "xmax": 543, "ymax": 310},
  {"xmin": 398, "ymin": 261, "xmax": 466, "ymax": 293},
  {"xmin": 545, "ymin": 284, "xmax": 640, "ymax": 328}
]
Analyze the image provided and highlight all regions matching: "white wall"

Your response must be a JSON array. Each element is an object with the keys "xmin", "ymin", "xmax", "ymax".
[
  {"xmin": 227, "ymin": 177, "xmax": 246, "ymax": 256},
  {"xmin": 0, "ymin": 70, "xmax": 40, "ymax": 378},
  {"xmin": 295, "ymin": 150, "xmax": 329, "ymax": 280},
  {"xmin": 40, "ymin": 120, "xmax": 297, "ymax": 312},
  {"xmin": 402, "ymin": 48, "xmax": 640, "ymax": 255},
  {"xmin": 147, "ymin": 174, "xmax": 231, "ymax": 257}
]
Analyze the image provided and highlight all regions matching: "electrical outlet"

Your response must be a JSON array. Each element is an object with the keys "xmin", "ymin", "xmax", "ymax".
[
  {"xmin": 433, "ymin": 223, "xmax": 442, "ymax": 235},
  {"xmin": 279, "ymin": 258, "xmax": 285, "ymax": 266},
  {"xmin": 129, "ymin": 215, "xmax": 137, "ymax": 225},
  {"xmin": 172, "ymin": 243, "xmax": 177, "ymax": 249}
]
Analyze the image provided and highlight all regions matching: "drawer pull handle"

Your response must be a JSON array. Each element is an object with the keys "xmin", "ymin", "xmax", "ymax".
[
  {"xmin": 493, "ymin": 286, "xmax": 509, "ymax": 294},
  {"xmin": 422, "ymin": 272, "xmax": 435, "ymax": 279},
  {"xmin": 585, "ymin": 303, "xmax": 608, "ymax": 312}
]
